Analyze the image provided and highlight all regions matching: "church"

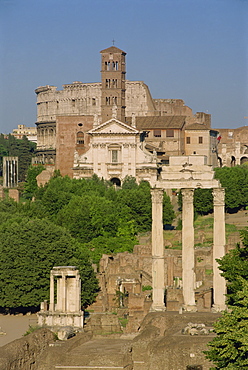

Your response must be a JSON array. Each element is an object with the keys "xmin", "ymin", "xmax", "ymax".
[{"xmin": 34, "ymin": 46, "xmax": 218, "ymax": 184}]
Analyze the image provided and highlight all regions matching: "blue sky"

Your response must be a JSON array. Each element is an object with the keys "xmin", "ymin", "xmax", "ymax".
[{"xmin": 0, "ymin": 0, "xmax": 247, "ymax": 134}]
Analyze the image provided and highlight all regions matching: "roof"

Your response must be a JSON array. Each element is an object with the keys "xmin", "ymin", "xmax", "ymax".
[
  {"xmin": 100, "ymin": 46, "xmax": 126, "ymax": 55},
  {"xmin": 126, "ymin": 116, "xmax": 186, "ymax": 130},
  {"xmin": 88, "ymin": 118, "xmax": 139, "ymax": 135},
  {"xmin": 185, "ymin": 123, "xmax": 210, "ymax": 131}
]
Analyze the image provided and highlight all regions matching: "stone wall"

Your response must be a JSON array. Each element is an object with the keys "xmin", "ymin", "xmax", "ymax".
[{"xmin": 89, "ymin": 234, "xmax": 228, "ymax": 315}]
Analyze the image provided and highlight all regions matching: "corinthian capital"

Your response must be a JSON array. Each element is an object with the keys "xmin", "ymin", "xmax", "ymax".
[
  {"xmin": 151, "ymin": 188, "xmax": 164, "ymax": 204},
  {"xmin": 213, "ymin": 188, "xmax": 225, "ymax": 206},
  {"xmin": 181, "ymin": 188, "xmax": 194, "ymax": 203}
]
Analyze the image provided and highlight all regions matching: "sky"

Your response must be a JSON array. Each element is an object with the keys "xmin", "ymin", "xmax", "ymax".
[{"xmin": 0, "ymin": 0, "xmax": 247, "ymax": 134}]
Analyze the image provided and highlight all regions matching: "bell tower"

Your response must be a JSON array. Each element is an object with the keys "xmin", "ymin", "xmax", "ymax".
[{"xmin": 100, "ymin": 46, "xmax": 126, "ymax": 122}]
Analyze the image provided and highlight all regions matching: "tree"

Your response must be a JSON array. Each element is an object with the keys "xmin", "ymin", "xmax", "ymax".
[
  {"xmin": 193, "ymin": 188, "xmax": 213, "ymax": 214},
  {"xmin": 0, "ymin": 217, "xmax": 98, "ymax": 310},
  {"xmin": 204, "ymin": 229, "xmax": 248, "ymax": 368},
  {"xmin": 205, "ymin": 279, "xmax": 248, "ymax": 369},
  {"xmin": 23, "ymin": 164, "xmax": 45, "ymax": 199},
  {"xmin": 122, "ymin": 175, "xmax": 138, "ymax": 189},
  {"xmin": 84, "ymin": 219, "xmax": 138, "ymax": 263},
  {"xmin": 217, "ymin": 229, "xmax": 248, "ymax": 306},
  {"xmin": 214, "ymin": 166, "xmax": 248, "ymax": 211},
  {"xmin": 163, "ymin": 192, "xmax": 175, "ymax": 224}
]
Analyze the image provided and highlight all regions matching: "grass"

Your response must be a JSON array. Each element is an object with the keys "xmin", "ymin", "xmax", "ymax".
[
  {"xmin": 23, "ymin": 325, "xmax": 41, "ymax": 336},
  {"xmin": 205, "ymin": 269, "xmax": 213, "ymax": 276},
  {"xmin": 164, "ymin": 214, "xmax": 238, "ymax": 250},
  {"xmin": 142, "ymin": 285, "xmax": 152, "ymax": 291},
  {"xmin": 118, "ymin": 318, "xmax": 129, "ymax": 328}
]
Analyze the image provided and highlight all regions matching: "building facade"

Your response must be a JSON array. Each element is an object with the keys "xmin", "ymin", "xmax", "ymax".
[{"xmin": 12, "ymin": 124, "xmax": 37, "ymax": 143}]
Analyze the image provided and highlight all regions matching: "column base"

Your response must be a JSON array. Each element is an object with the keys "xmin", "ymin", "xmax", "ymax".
[
  {"xmin": 182, "ymin": 304, "xmax": 197, "ymax": 312},
  {"xmin": 150, "ymin": 305, "xmax": 166, "ymax": 312},
  {"xmin": 211, "ymin": 304, "xmax": 226, "ymax": 313}
]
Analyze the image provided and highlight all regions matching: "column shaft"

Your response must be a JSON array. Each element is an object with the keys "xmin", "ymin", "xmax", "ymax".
[
  {"xmin": 62, "ymin": 275, "xmax": 67, "ymax": 312},
  {"xmin": 213, "ymin": 188, "xmax": 226, "ymax": 311},
  {"xmin": 182, "ymin": 189, "xmax": 196, "ymax": 309},
  {"xmin": 151, "ymin": 188, "xmax": 165, "ymax": 311},
  {"xmin": 49, "ymin": 273, "xmax": 54, "ymax": 312}
]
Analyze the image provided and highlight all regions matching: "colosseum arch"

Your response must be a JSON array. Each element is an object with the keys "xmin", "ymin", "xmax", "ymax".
[{"xmin": 240, "ymin": 156, "xmax": 248, "ymax": 165}]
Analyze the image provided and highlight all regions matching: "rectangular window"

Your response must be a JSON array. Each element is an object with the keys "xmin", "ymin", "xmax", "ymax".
[
  {"xmin": 199, "ymin": 136, "xmax": 203, "ymax": 144},
  {"xmin": 154, "ymin": 130, "xmax": 161, "ymax": 137},
  {"xmin": 112, "ymin": 150, "xmax": 118, "ymax": 163},
  {"xmin": 166, "ymin": 129, "xmax": 174, "ymax": 137},
  {"xmin": 186, "ymin": 137, "xmax": 190, "ymax": 144}
]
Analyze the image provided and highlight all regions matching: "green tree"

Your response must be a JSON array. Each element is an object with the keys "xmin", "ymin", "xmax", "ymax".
[
  {"xmin": 122, "ymin": 175, "xmax": 138, "ymax": 189},
  {"xmin": 205, "ymin": 279, "xmax": 248, "ymax": 369},
  {"xmin": 163, "ymin": 192, "xmax": 175, "ymax": 224},
  {"xmin": 193, "ymin": 188, "xmax": 213, "ymax": 214},
  {"xmin": 23, "ymin": 164, "xmax": 45, "ymax": 199},
  {"xmin": 204, "ymin": 229, "xmax": 248, "ymax": 368},
  {"xmin": 84, "ymin": 220, "xmax": 138, "ymax": 263},
  {"xmin": 215, "ymin": 166, "xmax": 248, "ymax": 211},
  {"xmin": 217, "ymin": 230, "xmax": 248, "ymax": 306},
  {"xmin": 0, "ymin": 217, "xmax": 98, "ymax": 310}
]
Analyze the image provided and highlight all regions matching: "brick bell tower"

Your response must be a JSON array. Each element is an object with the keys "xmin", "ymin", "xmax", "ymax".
[{"xmin": 100, "ymin": 46, "xmax": 126, "ymax": 123}]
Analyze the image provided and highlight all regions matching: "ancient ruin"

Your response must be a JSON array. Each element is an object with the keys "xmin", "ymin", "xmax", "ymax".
[
  {"xmin": 37, "ymin": 266, "xmax": 84, "ymax": 330},
  {"xmin": 2, "ymin": 156, "xmax": 18, "ymax": 188},
  {"xmin": 150, "ymin": 155, "xmax": 226, "ymax": 311}
]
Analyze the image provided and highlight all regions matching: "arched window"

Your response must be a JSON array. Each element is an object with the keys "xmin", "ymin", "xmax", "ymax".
[{"xmin": 76, "ymin": 131, "xmax": 84, "ymax": 146}]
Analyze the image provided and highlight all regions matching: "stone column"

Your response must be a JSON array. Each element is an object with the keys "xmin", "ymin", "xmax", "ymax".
[
  {"xmin": 151, "ymin": 188, "xmax": 165, "ymax": 311},
  {"xmin": 76, "ymin": 276, "xmax": 81, "ymax": 312},
  {"xmin": 49, "ymin": 272, "xmax": 55, "ymax": 312},
  {"xmin": 62, "ymin": 274, "xmax": 67, "ymax": 312},
  {"xmin": 212, "ymin": 188, "xmax": 226, "ymax": 311},
  {"xmin": 182, "ymin": 189, "xmax": 196, "ymax": 310}
]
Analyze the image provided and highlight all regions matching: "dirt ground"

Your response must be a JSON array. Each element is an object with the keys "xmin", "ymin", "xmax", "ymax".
[{"xmin": 0, "ymin": 314, "xmax": 37, "ymax": 347}]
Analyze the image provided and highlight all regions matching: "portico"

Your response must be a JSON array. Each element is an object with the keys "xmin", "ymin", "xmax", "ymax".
[{"xmin": 150, "ymin": 156, "xmax": 226, "ymax": 312}]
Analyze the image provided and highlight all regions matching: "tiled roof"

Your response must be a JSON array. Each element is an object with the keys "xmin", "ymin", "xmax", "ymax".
[
  {"xmin": 100, "ymin": 46, "xmax": 126, "ymax": 54},
  {"xmin": 126, "ymin": 116, "xmax": 186, "ymax": 130},
  {"xmin": 185, "ymin": 123, "xmax": 209, "ymax": 130}
]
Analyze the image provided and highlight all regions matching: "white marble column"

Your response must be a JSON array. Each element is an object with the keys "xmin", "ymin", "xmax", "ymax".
[
  {"xmin": 76, "ymin": 277, "xmax": 81, "ymax": 312},
  {"xmin": 151, "ymin": 188, "xmax": 165, "ymax": 311},
  {"xmin": 182, "ymin": 188, "xmax": 196, "ymax": 310},
  {"xmin": 212, "ymin": 188, "xmax": 226, "ymax": 311},
  {"xmin": 49, "ymin": 272, "xmax": 54, "ymax": 312},
  {"xmin": 62, "ymin": 275, "xmax": 67, "ymax": 312}
]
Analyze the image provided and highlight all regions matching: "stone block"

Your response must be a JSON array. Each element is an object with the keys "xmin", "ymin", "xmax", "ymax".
[
  {"xmin": 166, "ymin": 300, "xmax": 180, "ymax": 311},
  {"xmin": 8, "ymin": 188, "xmax": 19, "ymax": 202}
]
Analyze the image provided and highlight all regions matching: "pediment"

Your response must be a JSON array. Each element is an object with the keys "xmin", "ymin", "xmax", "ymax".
[{"xmin": 88, "ymin": 119, "xmax": 139, "ymax": 135}]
